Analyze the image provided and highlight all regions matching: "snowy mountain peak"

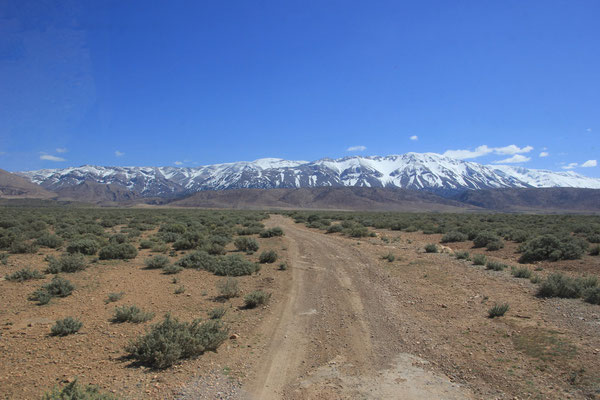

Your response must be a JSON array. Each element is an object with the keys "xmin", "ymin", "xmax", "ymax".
[{"xmin": 17, "ymin": 152, "xmax": 600, "ymax": 197}]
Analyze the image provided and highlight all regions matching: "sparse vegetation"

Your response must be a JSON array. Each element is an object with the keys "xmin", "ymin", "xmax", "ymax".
[
  {"xmin": 424, "ymin": 244, "xmax": 438, "ymax": 253},
  {"xmin": 537, "ymin": 273, "xmax": 598, "ymax": 299},
  {"xmin": 486, "ymin": 260, "xmax": 508, "ymax": 271},
  {"xmin": 208, "ymin": 306, "xmax": 226, "ymax": 319},
  {"xmin": 216, "ymin": 277, "xmax": 240, "ymax": 299},
  {"xmin": 5, "ymin": 267, "xmax": 44, "ymax": 282},
  {"xmin": 518, "ymin": 234, "xmax": 588, "ymax": 263},
  {"xmin": 472, "ymin": 254, "xmax": 487, "ymax": 265},
  {"xmin": 46, "ymin": 253, "xmax": 88, "ymax": 274},
  {"xmin": 488, "ymin": 303, "xmax": 509, "ymax": 318},
  {"xmin": 259, "ymin": 250, "xmax": 278, "ymax": 264},
  {"xmin": 66, "ymin": 239, "xmax": 99, "ymax": 255},
  {"xmin": 234, "ymin": 237, "xmax": 259, "ymax": 253},
  {"xmin": 144, "ymin": 254, "xmax": 171, "ymax": 269},
  {"xmin": 259, "ymin": 227, "xmax": 284, "ymax": 238},
  {"xmin": 244, "ymin": 290, "xmax": 271, "ymax": 308},
  {"xmin": 51, "ymin": 317, "xmax": 83, "ymax": 336},
  {"xmin": 511, "ymin": 266, "xmax": 532, "ymax": 279},
  {"xmin": 42, "ymin": 379, "xmax": 118, "ymax": 400},
  {"xmin": 105, "ymin": 292, "xmax": 125, "ymax": 303},
  {"xmin": 99, "ymin": 243, "xmax": 138, "ymax": 260},
  {"xmin": 113, "ymin": 305, "xmax": 155, "ymax": 323},
  {"xmin": 382, "ymin": 252, "xmax": 395, "ymax": 262},
  {"xmin": 125, "ymin": 314, "xmax": 228, "ymax": 369},
  {"xmin": 455, "ymin": 250, "xmax": 470, "ymax": 260},
  {"xmin": 30, "ymin": 276, "xmax": 74, "ymax": 305}
]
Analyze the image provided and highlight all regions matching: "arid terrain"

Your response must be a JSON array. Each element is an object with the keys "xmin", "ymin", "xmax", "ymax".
[{"xmin": 1, "ymin": 211, "xmax": 600, "ymax": 399}]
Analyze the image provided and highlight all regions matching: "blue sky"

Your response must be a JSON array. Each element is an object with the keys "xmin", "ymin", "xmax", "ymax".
[{"xmin": 0, "ymin": 0, "xmax": 598, "ymax": 176}]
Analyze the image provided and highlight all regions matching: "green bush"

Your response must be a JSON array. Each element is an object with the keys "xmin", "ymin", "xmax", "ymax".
[
  {"xmin": 537, "ymin": 273, "xmax": 598, "ymax": 299},
  {"xmin": 259, "ymin": 227, "xmax": 284, "ymax": 238},
  {"xmin": 519, "ymin": 234, "xmax": 588, "ymax": 263},
  {"xmin": 51, "ymin": 317, "xmax": 83, "ymax": 336},
  {"xmin": 486, "ymin": 261, "xmax": 508, "ymax": 271},
  {"xmin": 163, "ymin": 264, "xmax": 183, "ymax": 275},
  {"xmin": 113, "ymin": 305, "xmax": 155, "ymax": 323},
  {"xmin": 472, "ymin": 254, "xmax": 487, "ymax": 265},
  {"xmin": 109, "ymin": 234, "xmax": 127, "ymax": 244},
  {"xmin": 30, "ymin": 276, "xmax": 75, "ymax": 305},
  {"xmin": 66, "ymin": 239, "xmax": 99, "ymax": 255},
  {"xmin": 216, "ymin": 277, "xmax": 239, "ymax": 299},
  {"xmin": 583, "ymin": 287, "xmax": 600, "ymax": 305},
  {"xmin": 244, "ymin": 290, "xmax": 271, "ymax": 308},
  {"xmin": 278, "ymin": 262, "xmax": 288, "ymax": 270},
  {"xmin": 46, "ymin": 253, "xmax": 88, "ymax": 274},
  {"xmin": 105, "ymin": 292, "xmax": 124, "ymax": 303},
  {"xmin": 99, "ymin": 243, "xmax": 138, "ymax": 260},
  {"xmin": 177, "ymin": 251, "xmax": 216, "ymax": 270},
  {"xmin": 590, "ymin": 245, "xmax": 600, "ymax": 256},
  {"xmin": 42, "ymin": 379, "xmax": 118, "ymax": 400},
  {"xmin": 208, "ymin": 306, "xmax": 226, "ymax": 320},
  {"xmin": 214, "ymin": 255, "xmax": 260, "ymax": 276},
  {"xmin": 35, "ymin": 233, "xmax": 64, "ymax": 249},
  {"xmin": 0, "ymin": 253, "xmax": 8, "ymax": 265},
  {"xmin": 174, "ymin": 285, "xmax": 185, "ymax": 294},
  {"xmin": 488, "ymin": 303, "xmax": 509, "ymax": 318},
  {"xmin": 511, "ymin": 266, "xmax": 532, "ymax": 279},
  {"xmin": 5, "ymin": 268, "xmax": 44, "ymax": 282},
  {"xmin": 259, "ymin": 250, "xmax": 278, "ymax": 264},
  {"xmin": 441, "ymin": 231, "xmax": 468, "ymax": 243},
  {"xmin": 234, "ymin": 237, "xmax": 259, "ymax": 253},
  {"xmin": 10, "ymin": 240, "xmax": 39, "ymax": 254},
  {"xmin": 455, "ymin": 251, "xmax": 470, "ymax": 260},
  {"xmin": 139, "ymin": 240, "xmax": 154, "ymax": 249},
  {"xmin": 326, "ymin": 224, "xmax": 343, "ymax": 234},
  {"xmin": 125, "ymin": 314, "xmax": 228, "ymax": 369},
  {"xmin": 473, "ymin": 231, "xmax": 500, "ymax": 248},
  {"xmin": 486, "ymin": 240, "xmax": 504, "ymax": 251},
  {"xmin": 424, "ymin": 244, "xmax": 438, "ymax": 253},
  {"xmin": 348, "ymin": 226, "xmax": 369, "ymax": 238},
  {"xmin": 382, "ymin": 252, "xmax": 395, "ymax": 262},
  {"xmin": 145, "ymin": 255, "xmax": 170, "ymax": 269}
]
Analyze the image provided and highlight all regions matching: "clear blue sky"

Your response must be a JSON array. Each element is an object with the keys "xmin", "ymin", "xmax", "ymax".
[{"xmin": 1, "ymin": 0, "xmax": 598, "ymax": 176}]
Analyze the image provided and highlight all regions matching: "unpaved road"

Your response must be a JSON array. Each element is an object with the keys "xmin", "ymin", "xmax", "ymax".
[{"xmin": 246, "ymin": 215, "xmax": 472, "ymax": 399}]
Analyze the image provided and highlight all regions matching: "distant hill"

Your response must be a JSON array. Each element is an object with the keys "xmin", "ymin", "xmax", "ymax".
[
  {"xmin": 168, "ymin": 187, "xmax": 481, "ymax": 212},
  {"xmin": 0, "ymin": 169, "xmax": 56, "ymax": 199},
  {"xmin": 53, "ymin": 181, "xmax": 140, "ymax": 204},
  {"xmin": 455, "ymin": 187, "xmax": 600, "ymax": 213}
]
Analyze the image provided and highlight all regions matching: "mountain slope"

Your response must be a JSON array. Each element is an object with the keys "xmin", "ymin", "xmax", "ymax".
[
  {"xmin": 16, "ymin": 153, "xmax": 600, "ymax": 200},
  {"xmin": 0, "ymin": 169, "xmax": 56, "ymax": 199}
]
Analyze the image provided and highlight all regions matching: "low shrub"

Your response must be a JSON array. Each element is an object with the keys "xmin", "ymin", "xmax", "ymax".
[
  {"xmin": 472, "ymin": 254, "xmax": 487, "ymax": 265},
  {"xmin": 537, "ymin": 273, "xmax": 598, "ymax": 299},
  {"xmin": 46, "ymin": 253, "xmax": 88, "ymax": 274},
  {"xmin": 10, "ymin": 240, "xmax": 39, "ymax": 254},
  {"xmin": 113, "ymin": 305, "xmax": 155, "ymax": 323},
  {"xmin": 244, "ymin": 290, "xmax": 271, "ymax": 308},
  {"xmin": 583, "ymin": 287, "xmax": 600, "ymax": 305},
  {"xmin": 35, "ymin": 233, "xmax": 63, "ymax": 249},
  {"xmin": 163, "ymin": 264, "xmax": 183, "ymax": 275},
  {"xmin": 382, "ymin": 252, "xmax": 395, "ymax": 262},
  {"xmin": 348, "ymin": 226, "xmax": 369, "ymax": 238},
  {"xmin": 259, "ymin": 227, "xmax": 284, "ymax": 238},
  {"xmin": 488, "ymin": 303, "xmax": 509, "ymax": 318},
  {"xmin": 208, "ymin": 306, "xmax": 226, "ymax": 319},
  {"xmin": 455, "ymin": 251, "xmax": 470, "ymax": 260},
  {"xmin": 486, "ymin": 240, "xmax": 504, "ymax": 251},
  {"xmin": 145, "ymin": 255, "xmax": 170, "ymax": 269},
  {"xmin": 215, "ymin": 255, "xmax": 260, "ymax": 276},
  {"xmin": 518, "ymin": 234, "xmax": 588, "ymax": 263},
  {"xmin": 234, "ymin": 237, "xmax": 259, "ymax": 253},
  {"xmin": 590, "ymin": 245, "xmax": 600, "ymax": 256},
  {"xmin": 473, "ymin": 231, "xmax": 500, "ymax": 248},
  {"xmin": 139, "ymin": 240, "xmax": 154, "ymax": 249},
  {"xmin": 5, "ymin": 268, "xmax": 44, "ymax": 282},
  {"xmin": 66, "ymin": 239, "xmax": 99, "ymax": 255},
  {"xmin": 511, "ymin": 266, "xmax": 532, "ymax": 279},
  {"xmin": 99, "ymin": 243, "xmax": 138, "ymax": 260},
  {"xmin": 486, "ymin": 261, "xmax": 508, "ymax": 271},
  {"xmin": 278, "ymin": 262, "xmax": 288, "ymax": 270},
  {"xmin": 441, "ymin": 231, "xmax": 468, "ymax": 243},
  {"xmin": 174, "ymin": 285, "xmax": 185, "ymax": 294},
  {"xmin": 109, "ymin": 234, "xmax": 127, "ymax": 244},
  {"xmin": 424, "ymin": 244, "xmax": 438, "ymax": 253},
  {"xmin": 216, "ymin": 277, "xmax": 239, "ymax": 299},
  {"xmin": 0, "ymin": 253, "xmax": 7, "ymax": 265},
  {"xmin": 326, "ymin": 224, "xmax": 343, "ymax": 234},
  {"xmin": 259, "ymin": 250, "xmax": 278, "ymax": 264},
  {"xmin": 42, "ymin": 379, "xmax": 117, "ymax": 400},
  {"xmin": 177, "ymin": 251, "xmax": 216, "ymax": 270},
  {"xmin": 105, "ymin": 292, "xmax": 124, "ymax": 303},
  {"xmin": 30, "ymin": 276, "xmax": 74, "ymax": 305},
  {"xmin": 51, "ymin": 317, "xmax": 83, "ymax": 336},
  {"xmin": 125, "ymin": 314, "xmax": 228, "ymax": 369}
]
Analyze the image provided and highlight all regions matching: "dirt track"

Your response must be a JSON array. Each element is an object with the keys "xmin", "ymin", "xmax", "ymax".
[{"xmin": 246, "ymin": 215, "xmax": 472, "ymax": 399}]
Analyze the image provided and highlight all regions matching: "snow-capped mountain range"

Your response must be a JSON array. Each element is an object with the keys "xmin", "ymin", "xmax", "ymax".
[{"xmin": 16, "ymin": 153, "xmax": 600, "ymax": 198}]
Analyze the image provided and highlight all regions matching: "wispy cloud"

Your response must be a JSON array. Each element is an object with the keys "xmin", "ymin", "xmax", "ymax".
[
  {"xmin": 586, "ymin": 128, "xmax": 592, "ymax": 132},
  {"xmin": 562, "ymin": 162, "xmax": 578, "ymax": 170},
  {"xmin": 115, "ymin": 150, "xmax": 125, "ymax": 157},
  {"xmin": 444, "ymin": 144, "xmax": 533, "ymax": 160},
  {"xmin": 56, "ymin": 148, "xmax": 68, "ymax": 153},
  {"xmin": 493, "ymin": 154, "xmax": 531, "ymax": 164},
  {"xmin": 347, "ymin": 145, "xmax": 366, "ymax": 152},
  {"xmin": 539, "ymin": 151, "xmax": 549, "ymax": 157},
  {"xmin": 582, "ymin": 159, "xmax": 597, "ymax": 168},
  {"xmin": 410, "ymin": 135, "xmax": 418, "ymax": 141},
  {"xmin": 174, "ymin": 161, "xmax": 183, "ymax": 165},
  {"xmin": 40, "ymin": 154, "xmax": 66, "ymax": 162}
]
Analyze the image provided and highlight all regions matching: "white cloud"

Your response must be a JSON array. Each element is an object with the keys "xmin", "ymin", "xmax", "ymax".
[
  {"xmin": 539, "ymin": 151, "xmax": 549, "ymax": 157},
  {"xmin": 444, "ymin": 144, "xmax": 533, "ymax": 160},
  {"xmin": 40, "ymin": 154, "xmax": 66, "ymax": 162},
  {"xmin": 56, "ymin": 147, "xmax": 68, "ymax": 153},
  {"xmin": 443, "ymin": 145, "xmax": 493, "ymax": 159},
  {"xmin": 410, "ymin": 135, "xmax": 418, "ymax": 141},
  {"xmin": 581, "ymin": 159, "xmax": 597, "ymax": 168},
  {"xmin": 493, "ymin": 154, "xmax": 531, "ymax": 164},
  {"xmin": 115, "ymin": 150, "xmax": 124, "ymax": 157},
  {"xmin": 347, "ymin": 145, "xmax": 366, "ymax": 152},
  {"xmin": 174, "ymin": 161, "xmax": 183, "ymax": 165},
  {"xmin": 562, "ymin": 163, "xmax": 578, "ymax": 170},
  {"xmin": 494, "ymin": 145, "xmax": 533, "ymax": 155}
]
